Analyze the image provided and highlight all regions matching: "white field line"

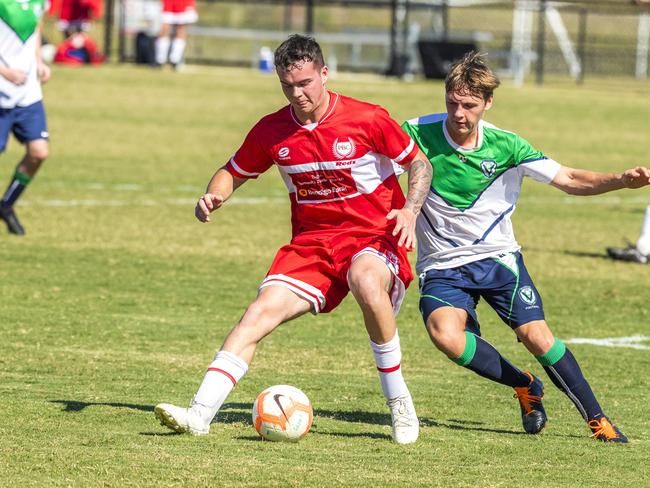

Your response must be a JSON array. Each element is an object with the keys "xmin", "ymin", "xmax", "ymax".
[
  {"xmin": 21, "ymin": 197, "xmax": 286, "ymax": 207},
  {"xmin": 564, "ymin": 335, "xmax": 650, "ymax": 350}
]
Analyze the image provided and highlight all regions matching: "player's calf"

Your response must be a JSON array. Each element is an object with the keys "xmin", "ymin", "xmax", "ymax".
[{"xmin": 535, "ymin": 338, "xmax": 627, "ymax": 443}]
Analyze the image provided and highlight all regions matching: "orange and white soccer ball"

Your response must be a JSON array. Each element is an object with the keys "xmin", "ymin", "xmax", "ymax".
[{"xmin": 252, "ymin": 385, "xmax": 313, "ymax": 442}]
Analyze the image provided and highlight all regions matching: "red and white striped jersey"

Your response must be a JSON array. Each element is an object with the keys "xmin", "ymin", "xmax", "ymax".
[{"xmin": 226, "ymin": 92, "xmax": 419, "ymax": 237}]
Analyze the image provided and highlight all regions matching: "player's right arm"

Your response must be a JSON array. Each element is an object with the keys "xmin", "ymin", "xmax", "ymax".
[
  {"xmin": 197, "ymin": 119, "xmax": 274, "ymax": 222},
  {"xmin": 195, "ymin": 165, "xmax": 248, "ymax": 222}
]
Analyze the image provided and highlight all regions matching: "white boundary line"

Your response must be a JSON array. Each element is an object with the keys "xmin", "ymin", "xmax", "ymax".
[
  {"xmin": 564, "ymin": 335, "xmax": 650, "ymax": 350},
  {"xmin": 20, "ymin": 197, "xmax": 286, "ymax": 207}
]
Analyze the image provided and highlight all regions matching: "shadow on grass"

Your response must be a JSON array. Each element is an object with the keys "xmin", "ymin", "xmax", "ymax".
[
  {"xmin": 50, "ymin": 399, "xmax": 154, "ymax": 413},
  {"xmin": 562, "ymin": 250, "xmax": 611, "ymax": 260},
  {"xmin": 51, "ymin": 399, "xmax": 578, "ymax": 439}
]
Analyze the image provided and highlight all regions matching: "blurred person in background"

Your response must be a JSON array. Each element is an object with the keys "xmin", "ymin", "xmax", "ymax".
[
  {"xmin": 49, "ymin": 0, "xmax": 103, "ymax": 38},
  {"xmin": 155, "ymin": 0, "xmax": 198, "ymax": 69},
  {"xmin": 0, "ymin": 0, "xmax": 51, "ymax": 235}
]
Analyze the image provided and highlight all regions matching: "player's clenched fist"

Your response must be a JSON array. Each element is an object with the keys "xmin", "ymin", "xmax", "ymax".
[
  {"xmin": 621, "ymin": 166, "xmax": 650, "ymax": 189},
  {"xmin": 195, "ymin": 193, "xmax": 225, "ymax": 222}
]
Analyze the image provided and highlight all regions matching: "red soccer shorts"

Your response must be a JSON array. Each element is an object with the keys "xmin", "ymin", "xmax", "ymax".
[
  {"xmin": 260, "ymin": 230, "xmax": 413, "ymax": 315},
  {"xmin": 161, "ymin": 0, "xmax": 198, "ymax": 23}
]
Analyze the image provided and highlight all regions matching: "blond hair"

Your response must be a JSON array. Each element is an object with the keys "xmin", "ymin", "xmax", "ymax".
[{"xmin": 445, "ymin": 51, "xmax": 500, "ymax": 101}]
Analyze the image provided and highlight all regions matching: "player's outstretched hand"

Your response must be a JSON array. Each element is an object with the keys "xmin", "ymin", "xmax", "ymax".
[
  {"xmin": 622, "ymin": 166, "xmax": 650, "ymax": 189},
  {"xmin": 195, "ymin": 193, "xmax": 225, "ymax": 222},
  {"xmin": 387, "ymin": 207, "xmax": 417, "ymax": 250}
]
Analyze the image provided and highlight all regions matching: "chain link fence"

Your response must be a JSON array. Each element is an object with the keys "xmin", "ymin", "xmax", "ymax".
[{"xmin": 112, "ymin": 0, "xmax": 650, "ymax": 82}]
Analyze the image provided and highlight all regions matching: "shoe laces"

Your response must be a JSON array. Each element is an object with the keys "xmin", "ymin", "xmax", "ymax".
[
  {"xmin": 588, "ymin": 417, "xmax": 620, "ymax": 440},
  {"xmin": 513, "ymin": 385, "xmax": 542, "ymax": 415},
  {"xmin": 387, "ymin": 396, "xmax": 416, "ymax": 427}
]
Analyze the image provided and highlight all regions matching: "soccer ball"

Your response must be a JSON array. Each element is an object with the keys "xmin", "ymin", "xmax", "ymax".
[{"xmin": 252, "ymin": 385, "xmax": 313, "ymax": 442}]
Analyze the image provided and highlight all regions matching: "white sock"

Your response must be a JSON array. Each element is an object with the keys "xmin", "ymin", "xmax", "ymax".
[
  {"xmin": 191, "ymin": 350, "xmax": 249, "ymax": 423},
  {"xmin": 155, "ymin": 36, "xmax": 170, "ymax": 65},
  {"xmin": 370, "ymin": 330, "xmax": 410, "ymax": 400},
  {"xmin": 169, "ymin": 38, "xmax": 186, "ymax": 65},
  {"xmin": 636, "ymin": 206, "xmax": 650, "ymax": 255}
]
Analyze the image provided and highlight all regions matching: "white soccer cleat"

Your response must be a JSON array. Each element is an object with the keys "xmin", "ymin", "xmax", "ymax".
[
  {"xmin": 154, "ymin": 403, "xmax": 210, "ymax": 436},
  {"xmin": 387, "ymin": 394, "xmax": 419, "ymax": 444}
]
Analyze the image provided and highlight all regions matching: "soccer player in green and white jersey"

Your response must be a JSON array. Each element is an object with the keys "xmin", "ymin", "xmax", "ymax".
[
  {"xmin": 0, "ymin": 0, "xmax": 51, "ymax": 235},
  {"xmin": 402, "ymin": 52, "xmax": 650, "ymax": 443}
]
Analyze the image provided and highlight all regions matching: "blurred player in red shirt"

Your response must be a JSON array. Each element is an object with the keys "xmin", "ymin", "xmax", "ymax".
[
  {"xmin": 155, "ymin": 34, "xmax": 432, "ymax": 444},
  {"xmin": 49, "ymin": 0, "xmax": 103, "ymax": 37}
]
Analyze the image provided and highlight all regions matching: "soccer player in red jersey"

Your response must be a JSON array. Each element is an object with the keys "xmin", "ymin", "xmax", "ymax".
[{"xmin": 155, "ymin": 34, "xmax": 432, "ymax": 443}]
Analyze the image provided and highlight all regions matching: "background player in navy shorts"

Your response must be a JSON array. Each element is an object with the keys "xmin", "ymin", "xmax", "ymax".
[{"xmin": 0, "ymin": 0, "xmax": 51, "ymax": 235}]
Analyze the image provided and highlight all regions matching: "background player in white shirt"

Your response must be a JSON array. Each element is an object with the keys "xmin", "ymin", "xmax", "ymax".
[
  {"xmin": 403, "ymin": 52, "xmax": 650, "ymax": 443},
  {"xmin": 0, "ymin": 0, "xmax": 51, "ymax": 235},
  {"xmin": 155, "ymin": 35, "xmax": 432, "ymax": 444}
]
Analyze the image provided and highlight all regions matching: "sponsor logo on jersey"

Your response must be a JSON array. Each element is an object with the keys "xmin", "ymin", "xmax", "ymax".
[
  {"xmin": 302, "ymin": 186, "xmax": 347, "ymax": 197},
  {"xmin": 277, "ymin": 147, "xmax": 291, "ymax": 160},
  {"xmin": 480, "ymin": 159, "xmax": 497, "ymax": 178},
  {"xmin": 518, "ymin": 286, "xmax": 537, "ymax": 306},
  {"xmin": 332, "ymin": 137, "xmax": 356, "ymax": 159}
]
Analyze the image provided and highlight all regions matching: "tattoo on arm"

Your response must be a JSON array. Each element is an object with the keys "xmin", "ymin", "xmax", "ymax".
[{"xmin": 405, "ymin": 158, "xmax": 432, "ymax": 214}]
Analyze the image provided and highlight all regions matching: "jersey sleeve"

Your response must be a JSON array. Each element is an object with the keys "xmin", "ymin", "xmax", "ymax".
[
  {"xmin": 225, "ymin": 124, "xmax": 274, "ymax": 179},
  {"xmin": 514, "ymin": 134, "xmax": 560, "ymax": 184},
  {"xmin": 371, "ymin": 106, "xmax": 419, "ymax": 166},
  {"xmin": 400, "ymin": 119, "xmax": 419, "ymax": 145}
]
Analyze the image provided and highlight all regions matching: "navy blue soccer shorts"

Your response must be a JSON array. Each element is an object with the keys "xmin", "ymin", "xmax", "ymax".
[
  {"xmin": 0, "ymin": 101, "xmax": 49, "ymax": 152},
  {"xmin": 418, "ymin": 251, "xmax": 545, "ymax": 334}
]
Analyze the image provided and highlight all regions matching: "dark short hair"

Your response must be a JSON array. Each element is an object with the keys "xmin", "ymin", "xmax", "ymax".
[
  {"xmin": 445, "ymin": 51, "xmax": 500, "ymax": 101},
  {"xmin": 274, "ymin": 34, "xmax": 325, "ymax": 71}
]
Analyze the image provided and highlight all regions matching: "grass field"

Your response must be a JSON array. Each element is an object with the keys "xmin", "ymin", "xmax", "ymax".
[{"xmin": 1, "ymin": 65, "xmax": 649, "ymax": 487}]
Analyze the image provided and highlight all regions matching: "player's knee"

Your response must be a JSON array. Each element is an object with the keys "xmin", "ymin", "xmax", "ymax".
[
  {"xmin": 242, "ymin": 300, "xmax": 272, "ymax": 325},
  {"xmin": 348, "ymin": 270, "xmax": 384, "ymax": 305},
  {"xmin": 517, "ymin": 322, "xmax": 555, "ymax": 355},
  {"xmin": 426, "ymin": 321, "xmax": 462, "ymax": 355},
  {"xmin": 26, "ymin": 145, "xmax": 48, "ymax": 164}
]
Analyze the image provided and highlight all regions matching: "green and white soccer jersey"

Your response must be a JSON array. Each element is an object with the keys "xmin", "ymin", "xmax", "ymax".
[
  {"xmin": 402, "ymin": 113, "xmax": 561, "ymax": 272},
  {"xmin": 0, "ymin": 0, "xmax": 47, "ymax": 108}
]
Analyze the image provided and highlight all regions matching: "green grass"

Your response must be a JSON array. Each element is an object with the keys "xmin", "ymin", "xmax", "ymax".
[{"xmin": 1, "ymin": 65, "xmax": 649, "ymax": 487}]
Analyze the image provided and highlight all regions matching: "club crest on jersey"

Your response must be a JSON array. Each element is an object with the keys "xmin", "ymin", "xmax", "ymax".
[
  {"xmin": 480, "ymin": 160, "xmax": 497, "ymax": 178},
  {"xmin": 518, "ymin": 286, "xmax": 537, "ymax": 306},
  {"xmin": 277, "ymin": 147, "xmax": 291, "ymax": 160},
  {"xmin": 332, "ymin": 137, "xmax": 356, "ymax": 159}
]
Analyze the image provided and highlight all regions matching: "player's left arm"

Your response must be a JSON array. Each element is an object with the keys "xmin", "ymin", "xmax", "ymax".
[
  {"xmin": 35, "ymin": 21, "xmax": 51, "ymax": 84},
  {"xmin": 387, "ymin": 148, "xmax": 432, "ymax": 249},
  {"xmin": 550, "ymin": 165, "xmax": 650, "ymax": 195}
]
